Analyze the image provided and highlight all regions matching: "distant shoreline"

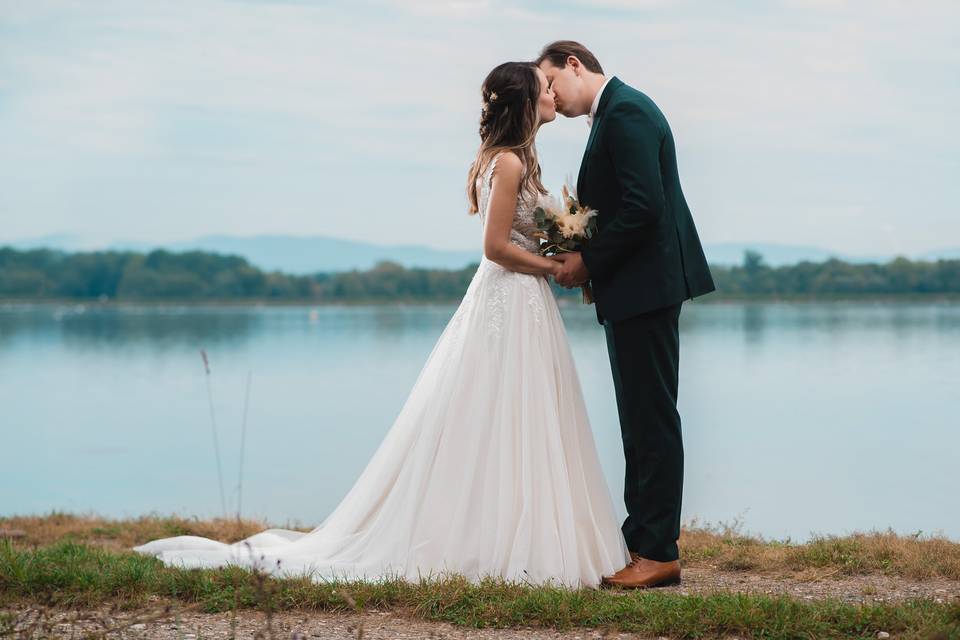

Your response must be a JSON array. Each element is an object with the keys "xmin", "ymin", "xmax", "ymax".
[{"xmin": 5, "ymin": 247, "xmax": 959, "ymax": 303}]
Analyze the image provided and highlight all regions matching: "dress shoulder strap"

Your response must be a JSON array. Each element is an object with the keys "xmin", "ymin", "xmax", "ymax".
[{"xmin": 484, "ymin": 150, "xmax": 506, "ymax": 187}]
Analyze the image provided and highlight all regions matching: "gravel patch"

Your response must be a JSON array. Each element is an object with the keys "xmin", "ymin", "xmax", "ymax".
[{"xmin": 5, "ymin": 603, "xmax": 648, "ymax": 639}]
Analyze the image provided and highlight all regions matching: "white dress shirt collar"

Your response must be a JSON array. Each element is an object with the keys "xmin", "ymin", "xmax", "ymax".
[{"xmin": 587, "ymin": 75, "xmax": 613, "ymax": 128}]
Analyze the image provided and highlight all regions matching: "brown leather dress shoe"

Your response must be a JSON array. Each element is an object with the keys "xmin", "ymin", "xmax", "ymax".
[{"xmin": 601, "ymin": 556, "xmax": 681, "ymax": 589}]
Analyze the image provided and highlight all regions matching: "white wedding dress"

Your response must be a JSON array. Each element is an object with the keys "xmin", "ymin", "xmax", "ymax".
[{"xmin": 133, "ymin": 152, "xmax": 631, "ymax": 589}]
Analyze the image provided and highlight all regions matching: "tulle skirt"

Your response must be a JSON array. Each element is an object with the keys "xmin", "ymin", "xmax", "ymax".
[{"xmin": 133, "ymin": 256, "xmax": 630, "ymax": 589}]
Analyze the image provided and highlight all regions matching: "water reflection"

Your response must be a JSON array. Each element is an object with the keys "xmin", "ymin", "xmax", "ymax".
[
  {"xmin": 0, "ymin": 303, "xmax": 261, "ymax": 348},
  {"xmin": 3, "ymin": 301, "xmax": 959, "ymax": 351}
]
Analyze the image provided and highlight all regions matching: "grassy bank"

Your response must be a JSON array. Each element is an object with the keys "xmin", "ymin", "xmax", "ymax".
[
  {"xmin": 4, "ymin": 512, "xmax": 959, "ymax": 581},
  {"xmin": 2, "ymin": 513, "xmax": 959, "ymax": 639}
]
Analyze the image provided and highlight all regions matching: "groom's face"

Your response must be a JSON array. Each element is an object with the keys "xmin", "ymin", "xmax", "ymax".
[{"xmin": 538, "ymin": 59, "xmax": 587, "ymax": 118}]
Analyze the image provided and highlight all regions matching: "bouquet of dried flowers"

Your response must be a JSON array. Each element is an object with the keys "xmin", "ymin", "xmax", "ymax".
[{"xmin": 533, "ymin": 183, "xmax": 599, "ymax": 304}]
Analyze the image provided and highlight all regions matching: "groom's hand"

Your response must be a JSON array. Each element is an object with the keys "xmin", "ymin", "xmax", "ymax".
[{"xmin": 551, "ymin": 252, "xmax": 589, "ymax": 288}]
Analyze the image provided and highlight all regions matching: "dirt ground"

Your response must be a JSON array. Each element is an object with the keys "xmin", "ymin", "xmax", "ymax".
[
  {"xmin": 5, "ymin": 570, "xmax": 958, "ymax": 640},
  {"xmin": 657, "ymin": 566, "xmax": 959, "ymax": 603},
  {"xmin": 6, "ymin": 603, "xmax": 664, "ymax": 640}
]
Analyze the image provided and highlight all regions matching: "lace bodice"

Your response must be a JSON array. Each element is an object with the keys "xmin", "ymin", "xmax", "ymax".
[{"xmin": 476, "ymin": 152, "xmax": 542, "ymax": 254}]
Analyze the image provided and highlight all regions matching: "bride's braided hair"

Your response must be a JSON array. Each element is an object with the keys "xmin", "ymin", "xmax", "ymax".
[
  {"xmin": 477, "ymin": 89, "xmax": 499, "ymax": 139},
  {"xmin": 467, "ymin": 62, "xmax": 548, "ymax": 214}
]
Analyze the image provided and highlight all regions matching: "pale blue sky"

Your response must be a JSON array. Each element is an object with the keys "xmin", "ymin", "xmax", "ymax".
[{"xmin": 1, "ymin": 0, "xmax": 957, "ymax": 254}]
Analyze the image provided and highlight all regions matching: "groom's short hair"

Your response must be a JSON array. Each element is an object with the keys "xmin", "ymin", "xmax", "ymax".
[{"xmin": 536, "ymin": 41, "xmax": 604, "ymax": 74}]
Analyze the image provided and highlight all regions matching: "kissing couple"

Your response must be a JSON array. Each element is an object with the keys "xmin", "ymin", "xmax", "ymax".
[{"xmin": 134, "ymin": 40, "xmax": 715, "ymax": 590}]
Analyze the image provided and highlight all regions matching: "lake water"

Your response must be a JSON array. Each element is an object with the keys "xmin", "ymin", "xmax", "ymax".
[{"xmin": 2, "ymin": 300, "xmax": 957, "ymax": 542}]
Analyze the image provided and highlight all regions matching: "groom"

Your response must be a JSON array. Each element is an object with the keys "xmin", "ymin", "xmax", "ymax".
[{"xmin": 538, "ymin": 41, "xmax": 715, "ymax": 588}]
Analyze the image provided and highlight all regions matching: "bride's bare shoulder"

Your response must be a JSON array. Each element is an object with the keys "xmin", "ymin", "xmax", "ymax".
[{"xmin": 491, "ymin": 150, "xmax": 523, "ymax": 182}]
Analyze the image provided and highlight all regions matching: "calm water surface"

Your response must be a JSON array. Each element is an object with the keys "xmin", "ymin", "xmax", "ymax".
[{"xmin": 2, "ymin": 300, "xmax": 957, "ymax": 541}]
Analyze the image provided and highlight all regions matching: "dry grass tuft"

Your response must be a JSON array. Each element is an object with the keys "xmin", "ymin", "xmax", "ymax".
[
  {"xmin": 679, "ymin": 520, "xmax": 960, "ymax": 580},
  {"xmin": 0, "ymin": 510, "xmax": 309, "ymax": 552}
]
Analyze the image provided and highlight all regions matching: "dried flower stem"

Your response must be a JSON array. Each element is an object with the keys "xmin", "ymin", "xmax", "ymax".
[
  {"xmin": 237, "ymin": 370, "xmax": 252, "ymax": 520},
  {"xmin": 201, "ymin": 349, "xmax": 228, "ymax": 518}
]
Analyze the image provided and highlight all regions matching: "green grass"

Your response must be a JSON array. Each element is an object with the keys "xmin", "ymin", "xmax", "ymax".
[
  {"xmin": 2, "ymin": 540, "xmax": 958, "ymax": 639},
  {"xmin": 7, "ymin": 512, "xmax": 960, "ymax": 580}
]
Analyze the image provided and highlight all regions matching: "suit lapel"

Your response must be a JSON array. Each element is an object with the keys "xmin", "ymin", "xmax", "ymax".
[
  {"xmin": 576, "ymin": 76, "xmax": 623, "ymax": 201},
  {"xmin": 576, "ymin": 118, "xmax": 601, "ymax": 200}
]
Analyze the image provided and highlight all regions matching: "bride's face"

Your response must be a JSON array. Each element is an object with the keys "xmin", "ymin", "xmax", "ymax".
[{"xmin": 535, "ymin": 66, "xmax": 557, "ymax": 125}]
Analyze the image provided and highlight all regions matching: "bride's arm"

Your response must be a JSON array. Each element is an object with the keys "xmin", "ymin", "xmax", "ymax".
[{"xmin": 482, "ymin": 152, "xmax": 561, "ymax": 277}]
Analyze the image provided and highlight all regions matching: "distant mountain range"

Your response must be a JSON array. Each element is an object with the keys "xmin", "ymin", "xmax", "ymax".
[{"xmin": 5, "ymin": 233, "xmax": 959, "ymax": 274}]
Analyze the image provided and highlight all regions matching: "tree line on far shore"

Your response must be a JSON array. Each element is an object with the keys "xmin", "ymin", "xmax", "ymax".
[{"xmin": 1, "ymin": 246, "xmax": 958, "ymax": 302}]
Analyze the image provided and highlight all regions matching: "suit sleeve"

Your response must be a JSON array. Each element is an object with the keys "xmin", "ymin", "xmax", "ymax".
[{"xmin": 580, "ymin": 101, "xmax": 666, "ymax": 282}]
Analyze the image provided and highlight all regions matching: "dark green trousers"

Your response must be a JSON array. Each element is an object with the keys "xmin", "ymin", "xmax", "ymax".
[{"xmin": 603, "ymin": 302, "xmax": 683, "ymax": 562}]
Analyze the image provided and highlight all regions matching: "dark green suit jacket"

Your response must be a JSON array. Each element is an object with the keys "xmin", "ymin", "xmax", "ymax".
[{"xmin": 578, "ymin": 77, "xmax": 715, "ymax": 324}]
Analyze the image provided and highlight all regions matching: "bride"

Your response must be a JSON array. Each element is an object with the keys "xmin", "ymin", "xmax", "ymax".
[{"xmin": 133, "ymin": 61, "xmax": 631, "ymax": 589}]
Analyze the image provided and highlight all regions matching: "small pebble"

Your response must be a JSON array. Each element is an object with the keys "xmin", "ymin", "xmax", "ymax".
[{"xmin": 877, "ymin": 632, "xmax": 890, "ymax": 639}]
